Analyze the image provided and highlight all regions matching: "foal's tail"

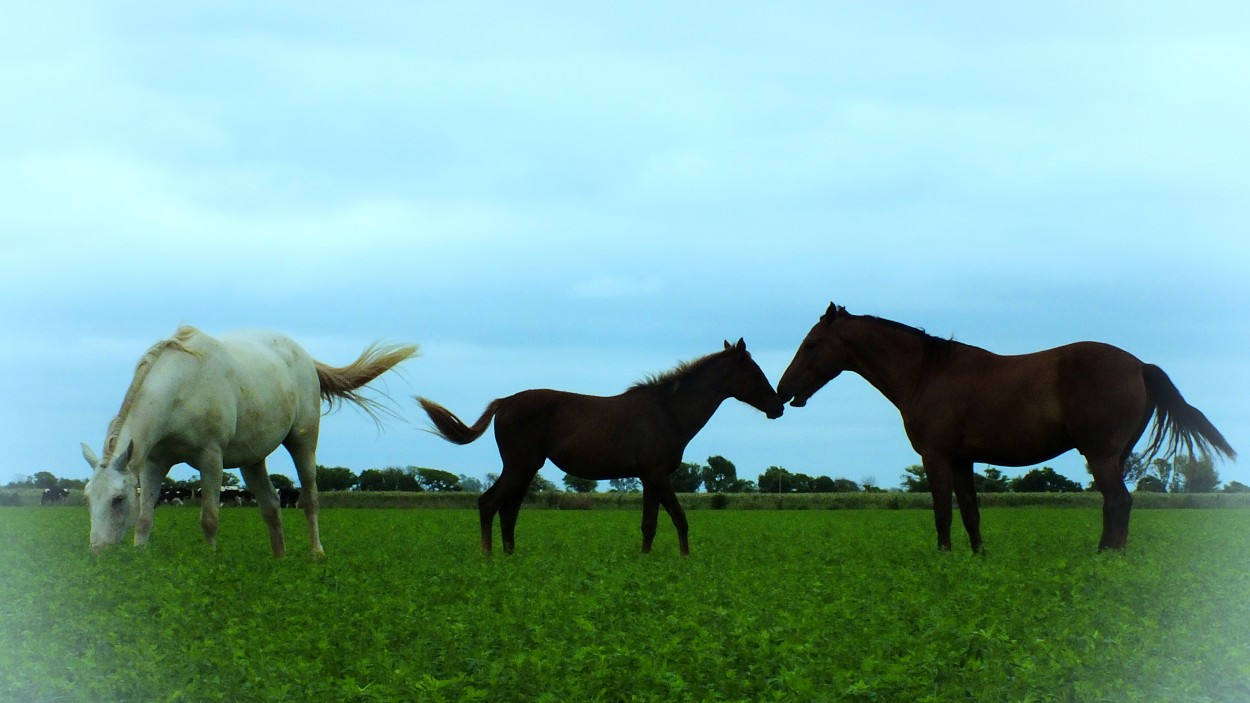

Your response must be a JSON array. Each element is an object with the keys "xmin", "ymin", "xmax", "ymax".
[
  {"xmin": 1141, "ymin": 364, "xmax": 1237, "ymax": 462},
  {"xmin": 416, "ymin": 397, "xmax": 503, "ymax": 445},
  {"xmin": 315, "ymin": 343, "xmax": 419, "ymax": 421}
]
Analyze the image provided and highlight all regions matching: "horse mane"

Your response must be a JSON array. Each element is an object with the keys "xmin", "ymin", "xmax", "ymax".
[
  {"xmin": 862, "ymin": 315, "xmax": 961, "ymax": 370},
  {"xmin": 629, "ymin": 349, "xmax": 728, "ymax": 393},
  {"xmin": 103, "ymin": 325, "xmax": 202, "ymax": 462}
]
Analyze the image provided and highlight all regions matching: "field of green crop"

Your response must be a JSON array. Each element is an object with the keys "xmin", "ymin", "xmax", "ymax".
[{"xmin": 3, "ymin": 506, "xmax": 1248, "ymax": 702}]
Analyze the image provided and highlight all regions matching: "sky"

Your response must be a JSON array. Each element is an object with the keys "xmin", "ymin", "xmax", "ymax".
[{"xmin": 2, "ymin": 2, "xmax": 1247, "ymax": 492}]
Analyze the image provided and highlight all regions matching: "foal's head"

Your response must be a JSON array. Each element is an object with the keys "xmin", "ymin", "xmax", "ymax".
[
  {"xmin": 721, "ymin": 338, "xmax": 785, "ymax": 419},
  {"xmin": 81, "ymin": 440, "xmax": 139, "ymax": 552},
  {"xmin": 778, "ymin": 303, "xmax": 851, "ymax": 407}
]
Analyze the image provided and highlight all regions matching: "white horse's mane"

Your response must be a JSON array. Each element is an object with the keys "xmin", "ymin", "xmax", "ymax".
[{"xmin": 102, "ymin": 325, "xmax": 201, "ymax": 463}]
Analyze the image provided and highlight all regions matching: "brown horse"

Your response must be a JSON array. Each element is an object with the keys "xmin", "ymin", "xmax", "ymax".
[
  {"xmin": 777, "ymin": 304, "xmax": 1236, "ymax": 552},
  {"xmin": 417, "ymin": 339, "xmax": 784, "ymax": 555}
]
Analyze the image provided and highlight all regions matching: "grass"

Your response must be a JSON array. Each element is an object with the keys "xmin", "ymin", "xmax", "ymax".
[{"xmin": 2, "ymin": 507, "xmax": 1249, "ymax": 702}]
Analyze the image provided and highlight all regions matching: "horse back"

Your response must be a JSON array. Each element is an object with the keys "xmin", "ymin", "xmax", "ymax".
[
  {"xmin": 494, "ymin": 388, "xmax": 679, "ymax": 477},
  {"xmin": 908, "ymin": 341, "xmax": 1148, "ymax": 465},
  {"xmin": 138, "ymin": 330, "xmax": 320, "ymax": 467}
]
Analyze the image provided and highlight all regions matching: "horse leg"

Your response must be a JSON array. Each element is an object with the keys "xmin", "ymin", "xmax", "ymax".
[
  {"xmin": 134, "ymin": 462, "xmax": 165, "ymax": 548},
  {"xmin": 239, "ymin": 459, "xmax": 285, "ymax": 557},
  {"xmin": 196, "ymin": 452, "xmax": 224, "ymax": 551},
  {"xmin": 924, "ymin": 456, "xmax": 955, "ymax": 551},
  {"xmin": 1089, "ymin": 456, "xmax": 1132, "ymax": 550},
  {"xmin": 488, "ymin": 445, "xmax": 542, "ymax": 554},
  {"xmin": 477, "ymin": 483, "xmax": 501, "ymax": 554},
  {"xmin": 951, "ymin": 461, "xmax": 982, "ymax": 553},
  {"xmin": 498, "ymin": 488, "xmax": 527, "ymax": 555},
  {"xmin": 652, "ymin": 479, "xmax": 690, "ymax": 556},
  {"xmin": 640, "ymin": 484, "xmax": 660, "ymax": 554},
  {"xmin": 285, "ymin": 435, "xmax": 325, "ymax": 557}
]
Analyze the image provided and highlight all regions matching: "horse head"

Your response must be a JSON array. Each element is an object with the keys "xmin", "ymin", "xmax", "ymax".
[
  {"xmin": 82, "ymin": 440, "xmax": 139, "ymax": 552},
  {"xmin": 723, "ymin": 338, "xmax": 784, "ymax": 419},
  {"xmin": 778, "ymin": 303, "xmax": 850, "ymax": 407}
]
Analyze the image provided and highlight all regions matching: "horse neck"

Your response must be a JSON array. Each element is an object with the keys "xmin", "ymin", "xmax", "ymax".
[
  {"xmin": 105, "ymin": 359, "xmax": 186, "ymax": 471},
  {"xmin": 659, "ymin": 359, "xmax": 733, "ymax": 441},
  {"xmin": 104, "ymin": 415, "xmax": 149, "ymax": 475},
  {"xmin": 841, "ymin": 317, "xmax": 931, "ymax": 409}
]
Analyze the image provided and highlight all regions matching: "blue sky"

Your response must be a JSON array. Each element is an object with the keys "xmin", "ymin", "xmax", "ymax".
[{"xmin": 2, "ymin": 2, "xmax": 1247, "ymax": 490}]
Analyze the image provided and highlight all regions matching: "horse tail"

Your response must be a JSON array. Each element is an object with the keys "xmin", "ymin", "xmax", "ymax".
[
  {"xmin": 1140, "ymin": 364, "xmax": 1237, "ymax": 462},
  {"xmin": 315, "ymin": 342, "xmax": 419, "ymax": 422},
  {"xmin": 416, "ymin": 397, "xmax": 503, "ymax": 445}
]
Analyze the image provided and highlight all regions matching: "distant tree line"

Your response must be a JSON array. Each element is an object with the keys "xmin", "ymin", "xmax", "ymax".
[
  {"xmin": 9, "ymin": 451, "xmax": 1247, "ymax": 496},
  {"xmin": 894, "ymin": 452, "xmax": 1247, "ymax": 494},
  {"xmin": 898, "ymin": 465, "xmax": 1084, "ymax": 493},
  {"xmin": 1122, "ymin": 452, "xmax": 1244, "ymax": 493},
  {"xmin": 560, "ymin": 456, "xmax": 880, "ymax": 495}
]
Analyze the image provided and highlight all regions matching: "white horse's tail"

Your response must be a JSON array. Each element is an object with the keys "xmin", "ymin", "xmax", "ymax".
[{"xmin": 315, "ymin": 342, "xmax": 419, "ymax": 422}]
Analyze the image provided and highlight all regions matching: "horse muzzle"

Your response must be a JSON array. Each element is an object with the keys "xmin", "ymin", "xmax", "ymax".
[{"xmin": 777, "ymin": 389, "xmax": 807, "ymax": 407}]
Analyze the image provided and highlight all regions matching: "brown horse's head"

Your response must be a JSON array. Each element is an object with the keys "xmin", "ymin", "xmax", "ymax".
[
  {"xmin": 723, "ymin": 338, "xmax": 785, "ymax": 419},
  {"xmin": 725, "ymin": 337, "xmax": 780, "ymax": 417},
  {"xmin": 778, "ymin": 303, "xmax": 851, "ymax": 407}
]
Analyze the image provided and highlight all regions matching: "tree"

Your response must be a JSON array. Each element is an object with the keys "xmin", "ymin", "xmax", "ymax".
[
  {"xmin": 459, "ymin": 475, "xmax": 484, "ymax": 493},
  {"xmin": 608, "ymin": 477, "xmax": 641, "ymax": 493},
  {"xmin": 702, "ymin": 455, "xmax": 738, "ymax": 493},
  {"xmin": 563, "ymin": 474, "xmax": 598, "ymax": 493},
  {"xmin": 1135, "ymin": 475, "xmax": 1167, "ymax": 493},
  {"xmin": 316, "ymin": 465, "xmax": 358, "ymax": 491},
  {"xmin": 976, "ymin": 467, "xmax": 1010, "ymax": 493},
  {"xmin": 789, "ymin": 472, "xmax": 816, "ymax": 493},
  {"xmin": 811, "ymin": 475, "xmax": 837, "ymax": 493},
  {"xmin": 1223, "ymin": 481, "xmax": 1250, "ymax": 494},
  {"xmin": 1172, "ymin": 453, "xmax": 1220, "ymax": 493},
  {"xmin": 1148, "ymin": 458, "xmax": 1175, "ymax": 493},
  {"xmin": 527, "ymin": 474, "xmax": 558, "ymax": 496},
  {"xmin": 358, "ymin": 467, "xmax": 421, "ymax": 492},
  {"xmin": 759, "ymin": 466, "xmax": 795, "ymax": 493},
  {"xmin": 269, "ymin": 473, "xmax": 295, "ymax": 490},
  {"xmin": 1009, "ymin": 467, "xmax": 1083, "ymax": 493},
  {"xmin": 727, "ymin": 478, "xmax": 758, "ymax": 493},
  {"xmin": 1122, "ymin": 452, "xmax": 1150, "ymax": 487},
  {"xmin": 670, "ymin": 462, "xmax": 703, "ymax": 493},
  {"xmin": 417, "ymin": 468, "xmax": 462, "ymax": 492},
  {"xmin": 829, "ymin": 478, "xmax": 861, "ymax": 493},
  {"xmin": 900, "ymin": 465, "xmax": 929, "ymax": 493},
  {"xmin": 32, "ymin": 471, "xmax": 58, "ymax": 490}
]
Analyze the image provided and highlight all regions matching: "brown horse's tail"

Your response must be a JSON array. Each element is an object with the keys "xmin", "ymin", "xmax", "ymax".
[
  {"xmin": 315, "ymin": 343, "xmax": 419, "ymax": 422},
  {"xmin": 1141, "ymin": 364, "xmax": 1237, "ymax": 462},
  {"xmin": 416, "ymin": 397, "xmax": 503, "ymax": 445}
]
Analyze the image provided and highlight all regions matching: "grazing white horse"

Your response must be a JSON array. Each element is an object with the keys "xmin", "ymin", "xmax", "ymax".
[{"xmin": 82, "ymin": 326, "xmax": 417, "ymax": 556}]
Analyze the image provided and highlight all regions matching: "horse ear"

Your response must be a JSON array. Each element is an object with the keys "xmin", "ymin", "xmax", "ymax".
[
  {"xmin": 112, "ymin": 440, "xmax": 134, "ymax": 473},
  {"xmin": 735, "ymin": 338, "xmax": 746, "ymax": 352},
  {"xmin": 724, "ymin": 339, "xmax": 732, "ymax": 350},
  {"xmin": 81, "ymin": 443, "xmax": 100, "ymax": 469},
  {"xmin": 822, "ymin": 302, "xmax": 845, "ymax": 323}
]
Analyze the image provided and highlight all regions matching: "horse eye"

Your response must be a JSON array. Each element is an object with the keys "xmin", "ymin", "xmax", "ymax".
[{"xmin": 110, "ymin": 495, "xmax": 126, "ymax": 509}]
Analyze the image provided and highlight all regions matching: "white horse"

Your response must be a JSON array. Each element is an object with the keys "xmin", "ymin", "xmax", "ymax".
[{"xmin": 82, "ymin": 326, "xmax": 417, "ymax": 556}]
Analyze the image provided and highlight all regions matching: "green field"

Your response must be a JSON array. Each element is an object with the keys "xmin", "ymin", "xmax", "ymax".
[{"xmin": 3, "ymin": 507, "xmax": 1248, "ymax": 702}]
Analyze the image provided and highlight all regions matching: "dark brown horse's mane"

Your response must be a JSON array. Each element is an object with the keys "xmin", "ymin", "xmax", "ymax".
[
  {"xmin": 862, "ymin": 315, "xmax": 962, "ymax": 369},
  {"xmin": 629, "ymin": 349, "xmax": 729, "ymax": 393}
]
